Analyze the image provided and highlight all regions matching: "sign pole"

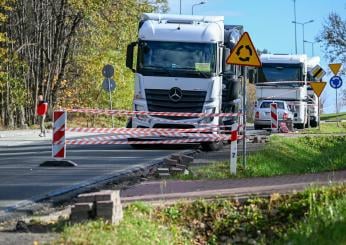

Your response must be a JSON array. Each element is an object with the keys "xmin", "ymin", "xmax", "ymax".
[
  {"xmin": 242, "ymin": 69, "xmax": 247, "ymax": 169},
  {"xmin": 318, "ymin": 97, "xmax": 320, "ymax": 130},
  {"xmin": 336, "ymin": 88, "xmax": 339, "ymax": 127},
  {"xmin": 108, "ymin": 78, "xmax": 114, "ymax": 128}
]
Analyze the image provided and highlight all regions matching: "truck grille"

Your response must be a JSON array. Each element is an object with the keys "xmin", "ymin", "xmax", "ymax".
[{"xmin": 145, "ymin": 89, "xmax": 206, "ymax": 120}]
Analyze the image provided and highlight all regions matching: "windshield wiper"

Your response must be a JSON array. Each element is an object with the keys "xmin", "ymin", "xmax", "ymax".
[
  {"xmin": 173, "ymin": 67, "xmax": 211, "ymax": 78},
  {"xmin": 142, "ymin": 66, "xmax": 175, "ymax": 76}
]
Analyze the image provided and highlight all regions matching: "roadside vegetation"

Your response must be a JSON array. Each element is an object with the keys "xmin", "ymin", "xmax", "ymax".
[
  {"xmin": 176, "ymin": 135, "xmax": 346, "ymax": 180},
  {"xmin": 321, "ymin": 112, "xmax": 346, "ymax": 121},
  {"xmin": 54, "ymin": 184, "xmax": 346, "ymax": 244},
  {"xmin": 302, "ymin": 122, "xmax": 346, "ymax": 134}
]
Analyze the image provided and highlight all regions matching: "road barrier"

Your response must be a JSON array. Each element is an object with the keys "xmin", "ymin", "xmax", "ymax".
[
  {"xmin": 50, "ymin": 109, "xmax": 244, "ymax": 160},
  {"xmin": 271, "ymin": 103, "xmax": 279, "ymax": 132},
  {"xmin": 52, "ymin": 111, "xmax": 66, "ymax": 159}
]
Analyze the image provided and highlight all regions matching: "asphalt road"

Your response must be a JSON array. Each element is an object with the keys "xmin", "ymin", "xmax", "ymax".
[{"xmin": 0, "ymin": 133, "xmax": 190, "ymax": 213}]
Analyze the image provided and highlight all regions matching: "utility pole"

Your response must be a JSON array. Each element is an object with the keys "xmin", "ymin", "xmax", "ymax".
[
  {"xmin": 180, "ymin": 0, "xmax": 182, "ymax": 14},
  {"xmin": 293, "ymin": 0, "xmax": 297, "ymax": 54}
]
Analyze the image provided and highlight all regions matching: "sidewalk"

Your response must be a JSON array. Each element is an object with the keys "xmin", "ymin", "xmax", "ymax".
[
  {"xmin": 120, "ymin": 170, "xmax": 346, "ymax": 203},
  {"xmin": 0, "ymin": 129, "xmax": 111, "ymax": 146}
]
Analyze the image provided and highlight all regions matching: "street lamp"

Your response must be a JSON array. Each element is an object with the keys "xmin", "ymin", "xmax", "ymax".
[
  {"xmin": 192, "ymin": 1, "xmax": 207, "ymax": 15},
  {"xmin": 292, "ymin": 0, "xmax": 297, "ymax": 54},
  {"xmin": 304, "ymin": 40, "xmax": 315, "ymax": 56},
  {"xmin": 291, "ymin": 20, "xmax": 314, "ymax": 54}
]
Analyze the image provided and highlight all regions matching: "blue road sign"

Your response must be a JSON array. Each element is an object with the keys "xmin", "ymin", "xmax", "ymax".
[{"xmin": 329, "ymin": 76, "xmax": 343, "ymax": 89}]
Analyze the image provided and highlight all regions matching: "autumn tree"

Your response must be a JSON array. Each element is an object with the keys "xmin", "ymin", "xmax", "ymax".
[
  {"xmin": 0, "ymin": 0, "xmax": 167, "ymax": 128},
  {"xmin": 317, "ymin": 12, "xmax": 346, "ymax": 71}
]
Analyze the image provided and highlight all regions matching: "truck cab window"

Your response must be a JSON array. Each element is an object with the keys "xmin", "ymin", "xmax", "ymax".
[
  {"xmin": 257, "ymin": 63, "xmax": 303, "ymax": 83},
  {"xmin": 137, "ymin": 41, "xmax": 217, "ymax": 78}
]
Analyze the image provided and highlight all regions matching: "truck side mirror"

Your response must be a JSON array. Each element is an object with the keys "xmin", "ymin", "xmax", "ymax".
[{"xmin": 126, "ymin": 42, "xmax": 138, "ymax": 72}]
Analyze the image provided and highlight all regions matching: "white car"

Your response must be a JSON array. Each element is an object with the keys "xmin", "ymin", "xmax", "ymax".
[{"xmin": 254, "ymin": 100, "xmax": 294, "ymax": 130}]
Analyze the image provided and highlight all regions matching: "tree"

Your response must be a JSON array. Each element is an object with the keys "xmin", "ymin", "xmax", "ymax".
[
  {"xmin": 316, "ymin": 12, "xmax": 346, "ymax": 70},
  {"xmin": 0, "ymin": 0, "xmax": 168, "ymax": 128}
]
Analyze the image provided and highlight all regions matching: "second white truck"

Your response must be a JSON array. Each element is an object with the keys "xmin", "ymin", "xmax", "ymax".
[{"xmin": 254, "ymin": 54, "xmax": 320, "ymax": 129}]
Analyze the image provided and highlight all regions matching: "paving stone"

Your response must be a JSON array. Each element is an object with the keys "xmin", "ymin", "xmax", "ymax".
[
  {"xmin": 163, "ymin": 158, "xmax": 178, "ymax": 166},
  {"xmin": 180, "ymin": 154, "xmax": 194, "ymax": 164},
  {"xmin": 96, "ymin": 201, "xmax": 123, "ymax": 224},
  {"xmin": 170, "ymin": 154, "xmax": 181, "ymax": 161},
  {"xmin": 77, "ymin": 193, "xmax": 96, "ymax": 203}
]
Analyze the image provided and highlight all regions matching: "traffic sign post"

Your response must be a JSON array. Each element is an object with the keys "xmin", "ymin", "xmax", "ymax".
[
  {"xmin": 329, "ymin": 73, "xmax": 343, "ymax": 127},
  {"xmin": 102, "ymin": 65, "xmax": 116, "ymax": 128},
  {"xmin": 226, "ymin": 32, "xmax": 261, "ymax": 171}
]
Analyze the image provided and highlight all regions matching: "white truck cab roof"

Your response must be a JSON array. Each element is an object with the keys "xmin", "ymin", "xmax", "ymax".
[
  {"xmin": 260, "ymin": 54, "xmax": 308, "ymax": 64},
  {"xmin": 139, "ymin": 13, "xmax": 224, "ymax": 43}
]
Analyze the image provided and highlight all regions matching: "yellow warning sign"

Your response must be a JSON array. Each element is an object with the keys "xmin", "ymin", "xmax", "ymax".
[
  {"xmin": 329, "ymin": 63, "xmax": 342, "ymax": 76},
  {"xmin": 226, "ymin": 32, "xmax": 261, "ymax": 67},
  {"xmin": 310, "ymin": 82, "xmax": 327, "ymax": 97}
]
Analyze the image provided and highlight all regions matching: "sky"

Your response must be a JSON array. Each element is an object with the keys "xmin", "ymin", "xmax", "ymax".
[{"xmin": 167, "ymin": 0, "xmax": 346, "ymax": 113}]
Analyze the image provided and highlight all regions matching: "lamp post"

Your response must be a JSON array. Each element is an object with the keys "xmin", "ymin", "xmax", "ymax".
[
  {"xmin": 292, "ymin": 20, "xmax": 314, "ymax": 54},
  {"xmin": 192, "ymin": 1, "xmax": 207, "ymax": 15},
  {"xmin": 293, "ymin": 0, "xmax": 297, "ymax": 54},
  {"xmin": 180, "ymin": 0, "xmax": 181, "ymax": 14},
  {"xmin": 304, "ymin": 40, "xmax": 315, "ymax": 56}
]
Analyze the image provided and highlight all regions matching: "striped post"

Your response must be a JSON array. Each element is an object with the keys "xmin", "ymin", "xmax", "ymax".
[
  {"xmin": 52, "ymin": 111, "xmax": 66, "ymax": 159},
  {"xmin": 271, "ymin": 103, "xmax": 278, "ymax": 133},
  {"xmin": 230, "ymin": 123, "xmax": 238, "ymax": 175}
]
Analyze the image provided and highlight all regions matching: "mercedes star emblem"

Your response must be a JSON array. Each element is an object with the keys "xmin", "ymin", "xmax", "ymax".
[{"xmin": 168, "ymin": 87, "xmax": 183, "ymax": 102}]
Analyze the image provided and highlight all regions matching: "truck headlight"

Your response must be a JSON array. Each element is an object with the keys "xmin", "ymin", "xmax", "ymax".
[
  {"xmin": 135, "ymin": 104, "xmax": 149, "ymax": 121},
  {"xmin": 202, "ymin": 107, "xmax": 215, "ymax": 123}
]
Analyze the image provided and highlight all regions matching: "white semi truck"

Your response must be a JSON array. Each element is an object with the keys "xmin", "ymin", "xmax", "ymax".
[
  {"xmin": 254, "ymin": 54, "xmax": 319, "ymax": 129},
  {"xmin": 126, "ymin": 13, "xmax": 245, "ymax": 150}
]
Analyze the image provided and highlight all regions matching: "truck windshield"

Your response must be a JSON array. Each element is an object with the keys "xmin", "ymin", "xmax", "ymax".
[
  {"xmin": 257, "ymin": 63, "xmax": 303, "ymax": 83},
  {"xmin": 137, "ymin": 41, "xmax": 216, "ymax": 78}
]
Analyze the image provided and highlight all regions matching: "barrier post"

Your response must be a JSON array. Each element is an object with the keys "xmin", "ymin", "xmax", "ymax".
[
  {"xmin": 52, "ymin": 111, "xmax": 66, "ymax": 159},
  {"xmin": 40, "ymin": 110, "xmax": 77, "ymax": 167},
  {"xmin": 271, "ymin": 103, "xmax": 278, "ymax": 133},
  {"xmin": 230, "ymin": 123, "xmax": 238, "ymax": 175}
]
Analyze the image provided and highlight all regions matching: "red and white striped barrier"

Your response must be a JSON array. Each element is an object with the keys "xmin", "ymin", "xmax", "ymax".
[
  {"xmin": 65, "ymin": 108, "xmax": 239, "ymax": 118},
  {"xmin": 52, "ymin": 111, "xmax": 66, "ymax": 158},
  {"xmin": 62, "ymin": 133, "xmax": 230, "ymax": 144},
  {"xmin": 66, "ymin": 137, "xmax": 228, "ymax": 145},
  {"xmin": 51, "ymin": 109, "xmax": 244, "ymax": 159},
  {"xmin": 271, "ymin": 103, "xmax": 278, "ymax": 133},
  {"xmin": 66, "ymin": 127, "xmax": 224, "ymax": 134}
]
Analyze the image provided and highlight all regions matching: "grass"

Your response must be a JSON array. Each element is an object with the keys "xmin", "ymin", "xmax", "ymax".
[
  {"xmin": 55, "ymin": 202, "xmax": 189, "ymax": 245},
  {"xmin": 302, "ymin": 122, "xmax": 346, "ymax": 134},
  {"xmin": 321, "ymin": 112, "xmax": 346, "ymax": 121},
  {"xmin": 176, "ymin": 135, "xmax": 346, "ymax": 180},
  {"xmin": 54, "ymin": 185, "xmax": 346, "ymax": 244}
]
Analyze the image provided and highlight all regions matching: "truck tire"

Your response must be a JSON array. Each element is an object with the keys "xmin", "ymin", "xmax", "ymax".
[
  {"xmin": 310, "ymin": 120, "xmax": 318, "ymax": 128},
  {"xmin": 201, "ymin": 141, "xmax": 224, "ymax": 152},
  {"xmin": 254, "ymin": 124, "xmax": 262, "ymax": 130},
  {"xmin": 295, "ymin": 123, "xmax": 304, "ymax": 129}
]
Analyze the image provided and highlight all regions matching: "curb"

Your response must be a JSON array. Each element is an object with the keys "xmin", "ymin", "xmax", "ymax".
[{"xmin": 0, "ymin": 149, "xmax": 196, "ymax": 222}]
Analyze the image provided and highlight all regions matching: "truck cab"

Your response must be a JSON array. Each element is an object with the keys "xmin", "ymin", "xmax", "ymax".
[
  {"xmin": 126, "ymin": 13, "xmax": 244, "ymax": 150},
  {"xmin": 254, "ymin": 54, "xmax": 313, "ymax": 129}
]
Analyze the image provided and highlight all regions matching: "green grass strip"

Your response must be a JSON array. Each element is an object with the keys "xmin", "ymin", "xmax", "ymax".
[{"xmin": 178, "ymin": 135, "xmax": 346, "ymax": 180}]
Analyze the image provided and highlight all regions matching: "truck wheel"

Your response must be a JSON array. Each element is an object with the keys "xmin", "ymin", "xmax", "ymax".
[
  {"xmin": 295, "ymin": 123, "xmax": 304, "ymax": 129},
  {"xmin": 254, "ymin": 124, "xmax": 262, "ymax": 130},
  {"xmin": 310, "ymin": 120, "xmax": 318, "ymax": 128},
  {"xmin": 201, "ymin": 141, "xmax": 224, "ymax": 152}
]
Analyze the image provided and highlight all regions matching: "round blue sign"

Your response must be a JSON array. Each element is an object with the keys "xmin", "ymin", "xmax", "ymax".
[{"xmin": 329, "ymin": 76, "xmax": 343, "ymax": 89}]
